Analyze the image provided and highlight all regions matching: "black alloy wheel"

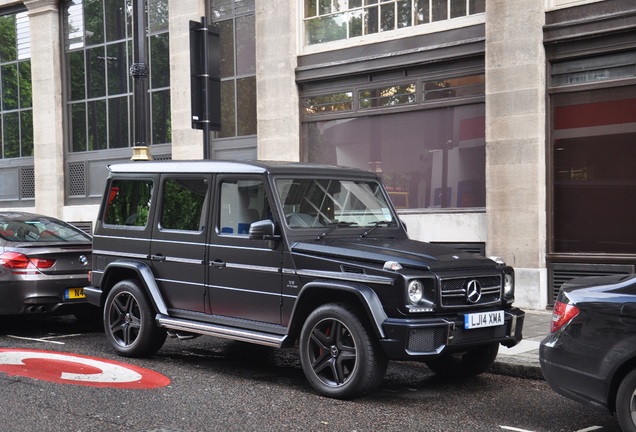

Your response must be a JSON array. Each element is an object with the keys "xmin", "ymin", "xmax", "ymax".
[
  {"xmin": 104, "ymin": 279, "xmax": 166, "ymax": 358},
  {"xmin": 299, "ymin": 303, "xmax": 387, "ymax": 399}
]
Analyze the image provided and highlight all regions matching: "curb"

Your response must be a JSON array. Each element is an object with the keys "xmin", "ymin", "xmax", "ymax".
[{"xmin": 491, "ymin": 359, "xmax": 544, "ymax": 381}]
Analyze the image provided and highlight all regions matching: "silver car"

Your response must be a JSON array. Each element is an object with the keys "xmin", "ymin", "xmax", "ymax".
[{"xmin": 0, "ymin": 211, "xmax": 94, "ymax": 318}]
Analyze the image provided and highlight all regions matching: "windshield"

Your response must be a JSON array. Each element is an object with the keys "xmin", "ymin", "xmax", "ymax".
[
  {"xmin": 276, "ymin": 178, "xmax": 396, "ymax": 229},
  {"xmin": 0, "ymin": 215, "xmax": 92, "ymax": 243}
]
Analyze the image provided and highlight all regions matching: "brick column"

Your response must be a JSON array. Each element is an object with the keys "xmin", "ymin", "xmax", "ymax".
[{"xmin": 24, "ymin": 0, "xmax": 64, "ymax": 217}]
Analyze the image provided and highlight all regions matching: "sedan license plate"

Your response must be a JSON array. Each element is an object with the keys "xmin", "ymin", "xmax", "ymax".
[
  {"xmin": 65, "ymin": 288, "xmax": 86, "ymax": 300},
  {"xmin": 464, "ymin": 310, "xmax": 504, "ymax": 329}
]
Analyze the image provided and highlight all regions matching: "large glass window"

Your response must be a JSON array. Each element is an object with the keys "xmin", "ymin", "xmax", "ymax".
[
  {"xmin": 160, "ymin": 178, "xmax": 207, "ymax": 232},
  {"xmin": 304, "ymin": 0, "xmax": 485, "ymax": 45},
  {"xmin": 63, "ymin": 0, "xmax": 170, "ymax": 152},
  {"xmin": 0, "ymin": 11, "xmax": 32, "ymax": 159},
  {"xmin": 303, "ymin": 74, "xmax": 485, "ymax": 210},
  {"xmin": 211, "ymin": 0, "xmax": 257, "ymax": 140},
  {"xmin": 219, "ymin": 179, "xmax": 267, "ymax": 235},
  {"xmin": 276, "ymin": 178, "xmax": 396, "ymax": 228},
  {"xmin": 551, "ymin": 86, "xmax": 636, "ymax": 254},
  {"xmin": 103, "ymin": 179, "xmax": 153, "ymax": 227}
]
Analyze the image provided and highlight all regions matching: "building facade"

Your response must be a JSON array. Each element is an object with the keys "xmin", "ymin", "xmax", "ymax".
[{"xmin": 0, "ymin": 0, "xmax": 634, "ymax": 310}]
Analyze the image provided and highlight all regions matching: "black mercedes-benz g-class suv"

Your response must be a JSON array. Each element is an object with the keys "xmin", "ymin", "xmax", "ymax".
[{"xmin": 86, "ymin": 160, "xmax": 524, "ymax": 399}]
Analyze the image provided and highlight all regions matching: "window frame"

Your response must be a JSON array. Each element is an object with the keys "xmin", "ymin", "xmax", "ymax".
[
  {"xmin": 158, "ymin": 176, "xmax": 209, "ymax": 233},
  {"xmin": 302, "ymin": 0, "xmax": 485, "ymax": 49},
  {"xmin": 300, "ymin": 68, "xmax": 486, "ymax": 212},
  {"xmin": 0, "ymin": 9, "xmax": 32, "ymax": 161},
  {"xmin": 62, "ymin": 0, "xmax": 171, "ymax": 153}
]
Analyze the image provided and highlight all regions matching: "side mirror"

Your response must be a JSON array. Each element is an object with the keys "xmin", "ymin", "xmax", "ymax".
[{"xmin": 248, "ymin": 219, "xmax": 280, "ymax": 241}]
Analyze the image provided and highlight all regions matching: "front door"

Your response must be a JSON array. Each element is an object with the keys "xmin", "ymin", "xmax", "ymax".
[{"xmin": 207, "ymin": 176, "xmax": 283, "ymax": 324}]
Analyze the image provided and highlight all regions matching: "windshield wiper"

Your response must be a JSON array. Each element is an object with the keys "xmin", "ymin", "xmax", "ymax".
[
  {"xmin": 360, "ymin": 220, "xmax": 393, "ymax": 238},
  {"xmin": 316, "ymin": 221, "xmax": 358, "ymax": 240}
]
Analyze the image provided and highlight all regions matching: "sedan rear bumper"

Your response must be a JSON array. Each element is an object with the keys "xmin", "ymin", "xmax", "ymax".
[
  {"xmin": 540, "ymin": 335, "xmax": 611, "ymax": 413},
  {"xmin": 0, "ymin": 278, "xmax": 91, "ymax": 316}
]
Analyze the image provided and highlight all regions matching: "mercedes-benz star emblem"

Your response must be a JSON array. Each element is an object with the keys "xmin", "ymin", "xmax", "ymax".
[{"xmin": 466, "ymin": 279, "xmax": 482, "ymax": 304}]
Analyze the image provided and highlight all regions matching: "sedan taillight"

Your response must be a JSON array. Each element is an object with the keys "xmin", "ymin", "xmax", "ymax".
[
  {"xmin": 550, "ymin": 300, "xmax": 579, "ymax": 333},
  {"xmin": 0, "ymin": 252, "xmax": 56, "ymax": 270}
]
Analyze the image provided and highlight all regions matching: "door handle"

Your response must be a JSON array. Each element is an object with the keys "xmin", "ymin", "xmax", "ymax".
[
  {"xmin": 211, "ymin": 260, "xmax": 226, "ymax": 268},
  {"xmin": 150, "ymin": 254, "xmax": 166, "ymax": 262}
]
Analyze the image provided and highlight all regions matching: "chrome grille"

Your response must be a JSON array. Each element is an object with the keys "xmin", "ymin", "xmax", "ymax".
[{"xmin": 440, "ymin": 275, "xmax": 502, "ymax": 308}]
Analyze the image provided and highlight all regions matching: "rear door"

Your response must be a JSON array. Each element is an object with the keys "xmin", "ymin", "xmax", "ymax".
[
  {"xmin": 93, "ymin": 175, "xmax": 157, "ymax": 286},
  {"xmin": 207, "ymin": 175, "xmax": 283, "ymax": 324},
  {"xmin": 149, "ymin": 175, "xmax": 211, "ymax": 313}
]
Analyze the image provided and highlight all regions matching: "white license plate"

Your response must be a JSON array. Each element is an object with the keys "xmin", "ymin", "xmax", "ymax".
[{"xmin": 464, "ymin": 310, "xmax": 505, "ymax": 329}]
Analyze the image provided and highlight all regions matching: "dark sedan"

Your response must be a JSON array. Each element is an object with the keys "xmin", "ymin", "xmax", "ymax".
[
  {"xmin": 540, "ymin": 274, "xmax": 636, "ymax": 431},
  {"xmin": 0, "ymin": 212, "xmax": 94, "ymax": 319}
]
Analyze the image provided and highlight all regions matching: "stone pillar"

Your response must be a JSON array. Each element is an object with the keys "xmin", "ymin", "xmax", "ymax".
[
  {"xmin": 485, "ymin": 0, "xmax": 548, "ymax": 309},
  {"xmin": 24, "ymin": 0, "xmax": 64, "ymax": 218},
  {"xmin": 168, "ymin": 0, "xmax": 205, "ymax": 160},
  {"xmin": 255, "ymin": 0, "xmax": 300, "ymax": 161}
]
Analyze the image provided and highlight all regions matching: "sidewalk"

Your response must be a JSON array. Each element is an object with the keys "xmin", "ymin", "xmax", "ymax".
[{"xmin": 491, "ymin": 309, "xmax": 552, "ymax": 380}]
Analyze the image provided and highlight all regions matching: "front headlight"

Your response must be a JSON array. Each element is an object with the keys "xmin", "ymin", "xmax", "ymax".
[
  {"xmin": 408, "ymin": 280, "xmax": 424, "ymax": 304},
  {"xmin": 504, "ymin": 272, "xmax": 514, "ymax": 300}
]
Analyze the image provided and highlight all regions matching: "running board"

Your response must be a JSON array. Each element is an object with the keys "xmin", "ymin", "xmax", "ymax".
[{"xmin": 155, "ymin": 314, "xmax": 287, "ymax": 348}]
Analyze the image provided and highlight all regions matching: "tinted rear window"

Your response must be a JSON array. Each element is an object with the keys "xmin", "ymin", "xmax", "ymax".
[{"xmin": 0, "ymin": 216, "xmax": 91, "ymax": 243}]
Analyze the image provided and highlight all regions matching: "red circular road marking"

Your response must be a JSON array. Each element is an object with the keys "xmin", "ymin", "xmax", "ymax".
[{"xmin": 0, "ymin": 348, "xmax": 170, "ymax": 389}]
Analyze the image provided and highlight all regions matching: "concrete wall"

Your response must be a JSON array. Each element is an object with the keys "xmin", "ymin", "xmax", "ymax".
[
  {"xmin": 168, "ymin": 0, "xmax": 205, "ymax": 160},
  {"xmin": 25, "ymin": 0, "xmax": 65, "ymax": 219},
  {"xmin": 255, "ymin": 0, "xmax": 300, "ymax": 161},
  {"xmin": 401, "ymin": 212, "xmax": 487, "ymax": 243},
  {"xmin": 485, "ymin": 0, "xmax": 548, "ymax": 309}
]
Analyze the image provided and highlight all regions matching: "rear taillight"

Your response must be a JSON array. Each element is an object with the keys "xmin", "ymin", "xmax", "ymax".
[
  {"xmin": 0, "ymin": 252, "xmax": 55, "ymax": 271},
  {"xmin": 550, "ymin": 300, "xmax": 579, "ymax": 333}
]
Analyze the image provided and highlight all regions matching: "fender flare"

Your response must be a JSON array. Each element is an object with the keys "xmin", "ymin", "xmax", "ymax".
[
  {"xmin": 101, "ymin": 260, "xmax": 169, "ymax": 315},
  {"xmin": 292, "ymin": 279, "xmax": 388, "ymax": 338}
]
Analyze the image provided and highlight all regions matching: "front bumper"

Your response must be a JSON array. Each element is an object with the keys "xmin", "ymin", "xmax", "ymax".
[{"xmin": 379, "ymin": 307, "xmax": 524, "ymax": 361}]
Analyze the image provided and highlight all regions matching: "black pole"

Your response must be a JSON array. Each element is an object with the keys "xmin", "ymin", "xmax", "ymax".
[
  {"xmin": 190, "ymin": 17, "xmax": 220, "ymax": 159},
  {"xmin": 130, "ymin": 0, "xmax": 150, "ymax": 160},
  {"xmin": 201, "ymin": 16, "xmax": 211, "ymax": 160}
]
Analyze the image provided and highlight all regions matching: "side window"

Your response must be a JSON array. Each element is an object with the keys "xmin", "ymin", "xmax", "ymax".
[
  {"xmin": 103, "ymin": 179, "xmax": 153, "ymax": 227},
  {"xmin": 219, "ymin": 179, "xmax": 267, "ymax": 235},
  {"xmin": 160, "ymin": 178, "xmax": 208, "ymax": 231}
]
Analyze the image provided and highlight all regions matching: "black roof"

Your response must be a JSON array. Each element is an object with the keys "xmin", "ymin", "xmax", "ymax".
[{"xmin": 108, "ymin": 160, "xmax": 378, "ymax": 178}]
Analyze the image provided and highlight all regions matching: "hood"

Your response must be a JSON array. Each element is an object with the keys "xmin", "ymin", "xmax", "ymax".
[{"xmin": 291, "ymin": 237, "xmax": 496, "ymax": 271}]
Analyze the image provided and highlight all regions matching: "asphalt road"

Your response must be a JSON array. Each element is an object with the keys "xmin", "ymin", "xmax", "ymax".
[{"xmin": 0, "ymin": 315, "xmax": 622, "ymax": 432}]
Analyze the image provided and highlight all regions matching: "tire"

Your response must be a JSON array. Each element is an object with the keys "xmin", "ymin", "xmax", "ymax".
[
  {"xmin": 103, "ymin": 279, "xmax": 166, "ymax": 358},
  {"xmin": 616, "ymin": 369, "xmax": 636, "ymax": 432},
  {"xmin": 425, "ymin": 343, "xmax": 499, "ymax": 379},
  {"xmin": 299, "ymin": 303, "xmax": 387, "ymax": 399}
]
